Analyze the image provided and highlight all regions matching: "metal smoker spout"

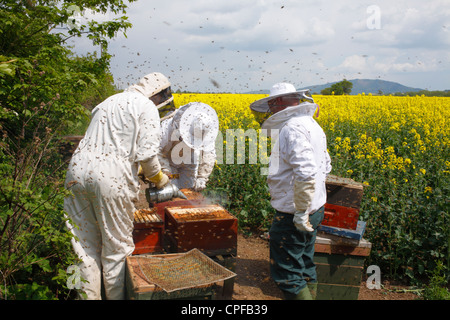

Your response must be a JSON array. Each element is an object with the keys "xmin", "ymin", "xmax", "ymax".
[{"xmin": 145, "ymin": 183, "xmax": 188, "ymax": 204}]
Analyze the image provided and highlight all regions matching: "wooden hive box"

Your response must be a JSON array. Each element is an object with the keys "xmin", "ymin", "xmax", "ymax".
[
  {"xmin": 323, "ymin": 175, "xmax": 366, "ymax": 230},
  {"xmin": 325, "ymin": 175, "xmax": 365, "ymax": 209},
  {"xmin": 132, "ymin": 189, "xmax": 206, "ymax": 255},
  {"xmin": 125, "ymin": 254, "xmax": 216, "ymax": 300},
  {"xmin": 318, "ymin": 220, "xmax": 367, "ymax": 241},
  {"xmin": 132, "ymin": 208, "xmax": 164, "ymax": 255},
  {"xmin": 149, "ymin": 188, "xmax": 207, "ymax": 220},
  {"xmin": 322, "ymin": 203, "xmax": 360, "ymax": 230},
  {"xmin": 314, "ymin": 232, "xmax": 372, "ymax": 300},
  {"xmin": 164, "ymin": 204, "xmax": 238, "ymax": 256}
]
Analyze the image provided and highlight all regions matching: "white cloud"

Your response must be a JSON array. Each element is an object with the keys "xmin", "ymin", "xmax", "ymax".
[
  {"xmin": 161, "ymin": 2, "xmax": 336, "ymax": 52},
  {"xmin": 72, "ymin": 0, "xmax": 450, "ymax": 92},
  {"xmin": 339, "ymin": 55, "xmax": 369, "ymax": 71},
  {"xmin": 333, "ymin": 53, "xmax": 442, "ymax": 87},
  {"xmin": 351, "ymin": 2, "xmax": 450, "ymax": 49}
]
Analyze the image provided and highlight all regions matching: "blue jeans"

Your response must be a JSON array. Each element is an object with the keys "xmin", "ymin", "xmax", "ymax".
[{"xmin": 269, "ymin": 207, "xmax": 324, "ymax": 295}]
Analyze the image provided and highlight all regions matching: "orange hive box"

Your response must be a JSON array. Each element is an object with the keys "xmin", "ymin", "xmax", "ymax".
[
  {"xmin": 164, "ymin": 204, "xmax": 238, "ymax": 256},
  {"xmin": 322, "ymin": 203, "xmax": 360, "ymax": 230},
  {"xmin": 323, "ymin": 175, "xmax": 366, "ymax": 230},
  {"xmin": 132, "ymin": 208, "xmax": 164, "ymax": 255}
]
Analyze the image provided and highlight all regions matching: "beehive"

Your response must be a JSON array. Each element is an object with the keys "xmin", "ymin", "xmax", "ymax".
[
  {"xmin": 323, "ymin": 175, "xmax": 365, "ymax": 230},
  {"xmin": 165, "ymin": 204, "xmax": 238, "ymax": 256},
  {"xmin": 322, "ymin": 203, "xmax": 360, "ymax": 230},
  {"xmin": 314, "ymin": 232, "xmax": 372, "ymax": 300},
  {"xmin": 132, "ymin": 208, "xmax": 164, "ymax": 255},
  {"xmin": 325, "ymin": 175, "xmax": 365, "ymax": 209},
  {"xmin": 132, "ymin": 189, "xmax": 206, "ymax": 255}
]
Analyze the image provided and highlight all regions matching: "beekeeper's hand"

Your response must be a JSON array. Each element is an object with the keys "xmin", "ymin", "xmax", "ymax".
[
  {"xmin": 148, "ymin": 170, "xmax": 169, "ymax": 189},
  {"xmin": 293, "ymin": 211, "xmax": 314, "ymax": 232},
  {"xmin": 193, "ymin": 152, "xmax": 215, "ymax": 191},
  {"xmin": 193, "ymin": 178, "xmax": 207, "ymax": 191},
  {"xmin": 293, "ymin": 179, "xmax": 316, "ymax": 232},
  {"xmin": 140, "ymin": 157, "xmax": 169, "ymax": 189}
]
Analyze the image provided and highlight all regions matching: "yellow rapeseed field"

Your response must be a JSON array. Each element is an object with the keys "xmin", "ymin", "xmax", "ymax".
[
  {"xmin": 174, "ymin": 93, "xmax": 449, "ymax": 181},
  {"xmin": 173, "ymin": 93, "xmax": 449, "ymax": 194}
]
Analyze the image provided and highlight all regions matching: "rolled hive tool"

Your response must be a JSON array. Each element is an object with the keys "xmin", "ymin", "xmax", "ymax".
[{"xmin": 145, "ymin": 183, "xmax": 187, "ymax": 204}]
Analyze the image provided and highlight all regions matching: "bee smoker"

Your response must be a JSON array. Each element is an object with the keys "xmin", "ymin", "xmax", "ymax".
[{"xmin": 145, "ymin": 183, "xmax": 187, "ymax": 205}]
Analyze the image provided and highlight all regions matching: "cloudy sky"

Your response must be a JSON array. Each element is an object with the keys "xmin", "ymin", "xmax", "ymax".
[{"xmin": 72, "ymin": 0, "xmax": 450, "ymax": 93}]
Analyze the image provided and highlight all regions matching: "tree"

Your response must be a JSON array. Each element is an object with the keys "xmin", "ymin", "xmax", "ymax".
[
  {"xmin": 321, "ymin": 79, "xmax": 353, "ymax": 95},
  {"xmin": 320, "ymin": 87, "xmax": 332, "ymax": 95},
  {"xmin": 0, "ymin": 0, "xmax": 135, "ymax": 299}
]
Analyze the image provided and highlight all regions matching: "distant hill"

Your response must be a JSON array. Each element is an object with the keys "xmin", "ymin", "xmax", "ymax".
[
  {"xmin": 300, "ymin": 79, "xmax": 423, "ymax": 95},
  {"xmin": 246, "ymin": 79, "xmax": 425, "ymax": 95}
]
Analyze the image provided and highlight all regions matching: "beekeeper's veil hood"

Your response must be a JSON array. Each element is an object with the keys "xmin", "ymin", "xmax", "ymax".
[
  {"xmin": 171, "ymin": 102, "xmax": 219, "ymax": 152},
  {"xmin": 126, "ymin": 72, "xmax": 174, "ymax": 109},
  {"xmin": 249, "ymin": 83, "xmax": 314, "ymax": 113}
]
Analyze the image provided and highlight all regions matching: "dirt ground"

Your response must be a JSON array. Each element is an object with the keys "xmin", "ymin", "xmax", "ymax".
[{"xmin": 134, "ymin": 185, "xmax": 420, "ymax": 300}]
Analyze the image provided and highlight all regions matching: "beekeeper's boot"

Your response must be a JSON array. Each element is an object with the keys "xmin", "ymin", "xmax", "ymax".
[
  {"xmin": 307, "ymin": 282, "xmax": 318, "ymax": 300},
  {"xmin": 283, "ymin": 286, "xmax": 313, "ymax": 300}
]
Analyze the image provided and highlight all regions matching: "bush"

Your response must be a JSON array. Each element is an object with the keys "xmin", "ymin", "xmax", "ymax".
[
  {"xmin": 0, "ymin": 1, "xmax": 133, "ymax": 299},
  {"xmin": 422, "ymin": 261, "xmax": 450, "ymax": 300},
  {"xmin": 0, "ymin": 133, "xmax": 79, "ymax": 299}
]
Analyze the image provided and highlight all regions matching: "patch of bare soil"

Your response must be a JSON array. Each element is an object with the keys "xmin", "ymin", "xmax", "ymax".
[{"xmin": 232, "ymin": 234, "xmax": 283, "ymax": 300}]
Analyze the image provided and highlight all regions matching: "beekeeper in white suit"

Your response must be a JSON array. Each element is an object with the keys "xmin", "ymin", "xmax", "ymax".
[
  {"xmin": 156, "ymin": 102, "xmax": 219, "ymax": 191},
  {"xmin": 64, "ymin": 72, "xmax": 173, "ymax": 300},
  {"xmin": 250, "ymin": 83, "xmax": 332, "ymax": 300}
]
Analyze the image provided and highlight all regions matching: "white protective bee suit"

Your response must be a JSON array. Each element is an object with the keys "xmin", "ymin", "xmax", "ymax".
[
  {"xmin": 158, "ymin": 102, "xmax": 219, "ymax": 191},
  {"xmin": 64, "ymin": 74, "xmax": 168, "ymax": 300},
  {"xmin": 251, "ymin": 82, "xmax": 331, "ymax": 299},
  {"xmin": 263, "ymin": 102, "xmax": 332, "ymax": 298},
  {"xmin": 263, "ymin": 101, "xmax": 332, "ymax": 216}
]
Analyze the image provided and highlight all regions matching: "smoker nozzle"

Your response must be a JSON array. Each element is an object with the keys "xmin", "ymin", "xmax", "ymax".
[{"xmin": 145, "ymin": 183, "xmax": 187, "ymax": 204}]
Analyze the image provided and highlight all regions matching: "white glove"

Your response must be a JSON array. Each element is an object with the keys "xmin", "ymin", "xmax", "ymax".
[
  {"xmin": 293, "ymin": 211, "xmax": 314, "ymax": 232},
  {"xmin": 193, "ymin": 178, "xmax": 207, "ymax": 191},
  {"xmin": 293, "ymin": 179, "xmax": 316, "ymax": 233}
]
